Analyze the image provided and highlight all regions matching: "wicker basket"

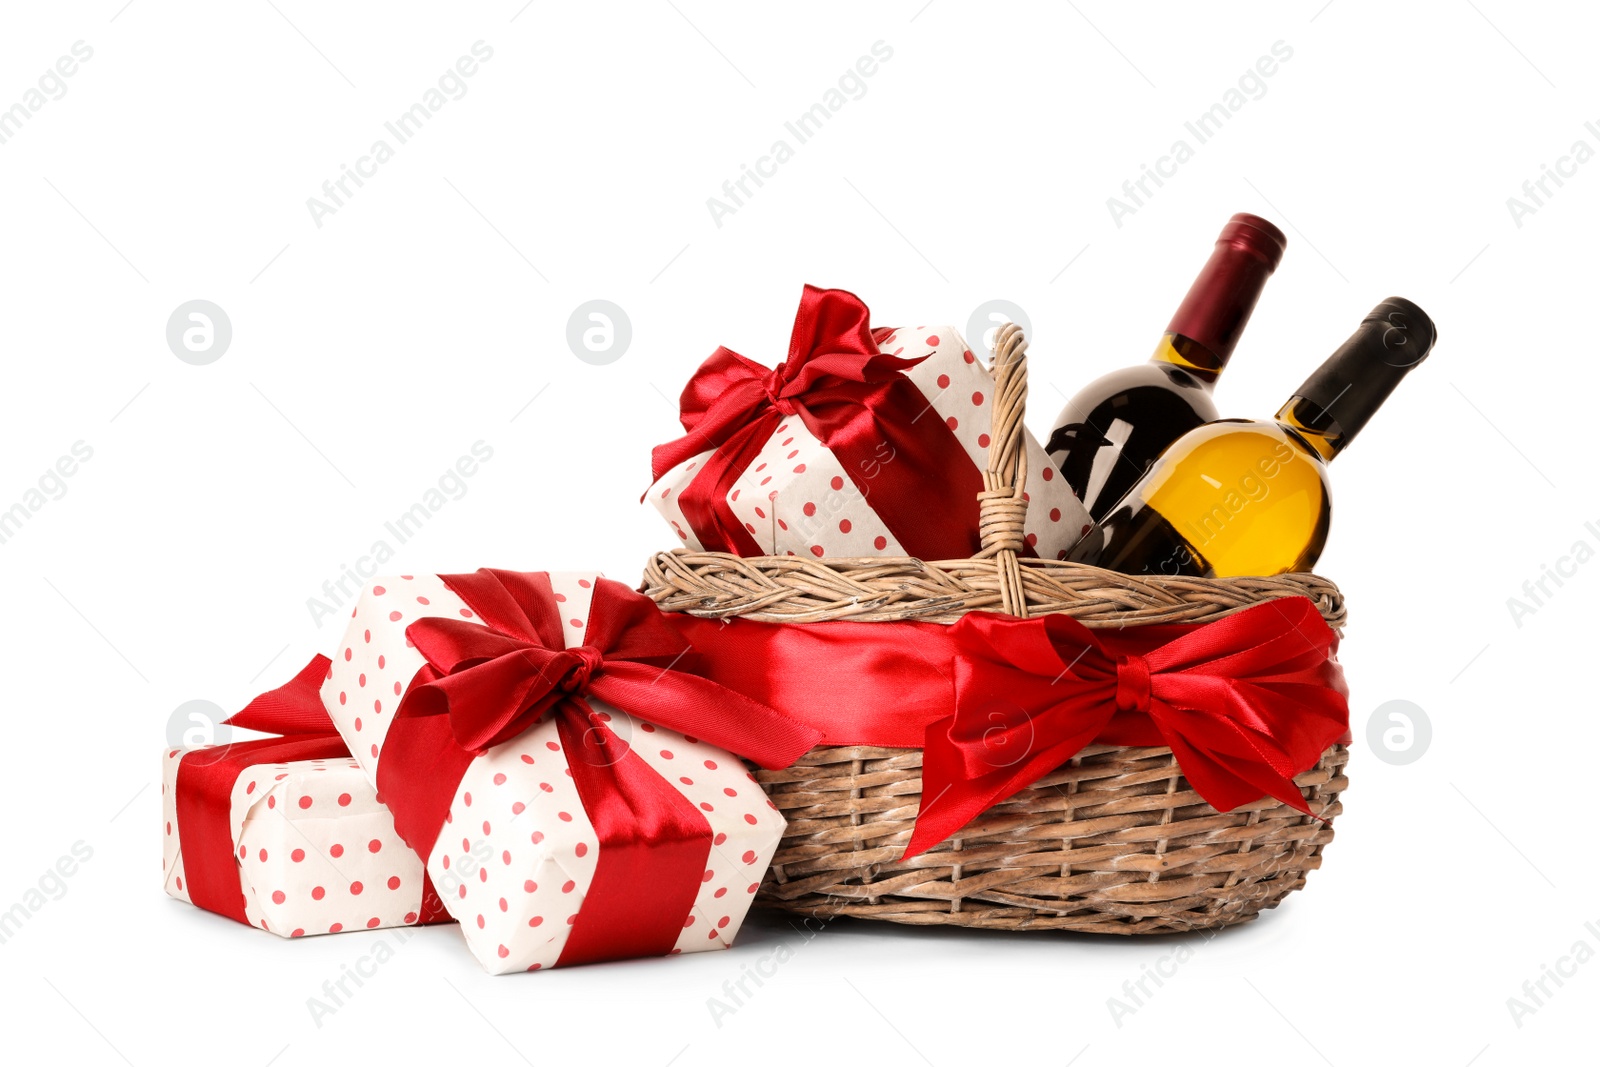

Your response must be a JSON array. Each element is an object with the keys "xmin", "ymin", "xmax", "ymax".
[{"xmin": 641, "ymin": 324, "xmax": 1348, "ymax": 933}]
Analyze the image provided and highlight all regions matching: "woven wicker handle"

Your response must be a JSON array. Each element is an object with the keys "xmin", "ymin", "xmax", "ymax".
[{"xmin": 976, "ymin": 323, "xmax": 1030, "ymax": 618}]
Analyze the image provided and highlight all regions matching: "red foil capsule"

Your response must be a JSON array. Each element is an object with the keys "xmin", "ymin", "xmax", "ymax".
[{"xmin": 1165, "ymin": 212, "xmax": 1288, "ymax": 365}]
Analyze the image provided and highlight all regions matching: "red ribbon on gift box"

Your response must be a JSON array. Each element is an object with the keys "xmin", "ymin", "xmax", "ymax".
[
  {"xmin": 649, "ymin": 285, "xmax": 991, "ymax": 559},
  {"xmin": 174, "ymin": 656, "xmax": 450, "ymax": 929},
  {"xmin": 377, "ymin": 570, "xmax": 822, "ymax": 968},
  {"xmin": 671, "ymin": 596, "xmax": 1349, "ymax": 859}
]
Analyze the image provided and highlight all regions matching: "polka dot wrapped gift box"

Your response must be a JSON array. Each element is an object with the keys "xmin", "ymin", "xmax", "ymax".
[
  {"xmin": 321, "ymin": 569, "xmax": 816, "ymax": 974},
  {"xmin": 647, "ymin": 285, "xmax": 1091, "ymax": 561},
  {"xmin": 162, "ymin": 744, "xmax": 448, "ymax": 937},
  {"xmin": 164, "ymin": 659, "xmax": 451, "ymax": 940}
]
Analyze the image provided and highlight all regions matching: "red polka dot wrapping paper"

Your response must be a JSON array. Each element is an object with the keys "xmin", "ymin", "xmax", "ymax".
[
  {"xmin": 161, "ymin": 748, "xmax": 442, "ymax": 937},
  {"xmin": 321, "ymin": 571, "xmax": 787, "ymax": 974},
  {"xmin": 649, "ymin": 325, "xmax": 1093, "ymax": 559}
]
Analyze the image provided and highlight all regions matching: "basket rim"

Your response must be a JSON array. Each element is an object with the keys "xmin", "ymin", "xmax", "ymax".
[{"xmin": 640, "ymin": 547, "xmax": 1346, "ymax": 631}]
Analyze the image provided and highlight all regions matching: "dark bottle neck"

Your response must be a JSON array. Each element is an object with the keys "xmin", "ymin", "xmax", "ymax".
[
  {"xmin": 1275, "ymin": 296, "xmax": 1438, "ymax": 462},
  {"xmin": 1154, "ymin": 212, "xmax": 1286, "ymax": 386}
]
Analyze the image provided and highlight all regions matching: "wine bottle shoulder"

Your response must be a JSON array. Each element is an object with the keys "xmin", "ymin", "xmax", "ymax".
[
  {"xmin": 1050, "ymin": 360, "xmax": 1219, "ymax": 426},
  {"xmin": 1134, "ymin": 419, "xmax": 1333, "ymax": 576}
]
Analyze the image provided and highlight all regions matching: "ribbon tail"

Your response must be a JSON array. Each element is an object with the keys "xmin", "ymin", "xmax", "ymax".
[
  {"xmin": 1158, "ymin": 724, "xmax": 1323, "ymax": 820},
  {"xmin": 1222, "ymin": 748, "xmax": 1328, "ymax": 820},
  {"xmin": 223, "ymin": 654, "xmax": 338, "ymax": 736},
  {"xmin": 1145, "ymin": 677, "xmax": 1347, "ymax": 822},
  {"xmin": 903, "ymin": 718, "xmax": 1107, "ymax": 861},
  {"xmin": 554, "ymin": 705, "xmax": 712, "ymax": 967},
  {"xmin": 591, "ymin": 664, "xmax": 821, "ymax": 768},
  {"xmin": 675, "ymin": 414, "xmax": 776, "ymax": 556},
  {"xmin": 377, "ymin": 684, "xmax": 479, "ymax": 862}
]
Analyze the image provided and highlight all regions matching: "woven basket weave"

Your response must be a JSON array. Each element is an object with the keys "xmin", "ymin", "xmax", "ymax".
[{"xmin": 641, "ymin": 324, "xmax": 1347, "ymax": 933}]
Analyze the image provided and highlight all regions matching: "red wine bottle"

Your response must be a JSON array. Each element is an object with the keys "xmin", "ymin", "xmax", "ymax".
[{"xmin": 1046, "ymin": 213, "xmax": 1287, "ymax": 520}]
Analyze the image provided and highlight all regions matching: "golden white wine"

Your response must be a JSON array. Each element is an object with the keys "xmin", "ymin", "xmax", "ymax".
[{"xmin": 1069, "ymin": 298, "xmax": 1436, "ymax": 577}]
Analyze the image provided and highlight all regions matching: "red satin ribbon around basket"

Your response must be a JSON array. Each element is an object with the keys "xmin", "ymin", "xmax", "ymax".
[
  {"xmin": 648, "ymin": 284, "xmax": 989, "ymax": 560},
  {"xmin": 376, "ymin": 569, "xmax": 821, "ymax": 968},
  {"xmin": 671, "ymin": 595, "xmax": 1350, "ymax": 860}
]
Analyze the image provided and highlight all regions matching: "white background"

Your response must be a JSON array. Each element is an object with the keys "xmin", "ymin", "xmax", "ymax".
[{"xmin": 0, "ymin": 1, "xmax": 1592, "ymax": 1063}]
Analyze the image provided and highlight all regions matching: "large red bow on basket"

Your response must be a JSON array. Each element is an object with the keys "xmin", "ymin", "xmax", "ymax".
[
  {"xmin": 905, "ymin": 597, "xmax": 1350, "ymax": 857},
  {"xmin": 649, "ymin": 284, "xmax": 987, "ymax": 559},
  {"xmin": 377, "ymin": 570, "xmax": 821, "ymax": 860}
]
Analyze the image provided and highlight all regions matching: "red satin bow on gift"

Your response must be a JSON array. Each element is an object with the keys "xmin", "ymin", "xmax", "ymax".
[
  {"xmin": 175, "ymin": 655, "xmax": 450, "ymax": 928},
  {"xmin": 380, "ymin": 570, "xmax": 820, "ymax": 856},
  {"xmin": 905, "ymin": 597, "xmax": 1349, "ymax": 857},
  {"xmin": 649, "ymin": 284, "xmax": 987, "ymax": 559},
  {"xmin": 378, "ymin": 570, "xmax": 821, "ymax": 967}
]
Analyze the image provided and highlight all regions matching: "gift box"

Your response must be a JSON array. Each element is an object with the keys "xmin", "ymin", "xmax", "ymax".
[
  {"xmin": 163, "ymin": 659, "xmax": 448, "ymax": 937},
  {"xmin": 647, "ymin": 285, "xmax": 1091, "ymax": 560},
  {"xmin": 321, "ymin": 569, "xmax": 817, "ymax": 973}
]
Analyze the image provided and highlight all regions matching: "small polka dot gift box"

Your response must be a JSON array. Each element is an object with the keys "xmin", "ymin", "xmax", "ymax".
[
  {"xmin": 321, "ymin": 569, "xmax": 819, "ymax": 974},
  {"xmin": 162, "ymin": 749, "xmax": 446, "ymax": 937},
  {"xmin": 647, "ymin": 285, "xmax": 1091, "ymax": 561},
  {"xmin": 162, "ymin": 657, "xmax": 449, "ymax": 938}
]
